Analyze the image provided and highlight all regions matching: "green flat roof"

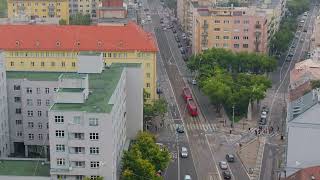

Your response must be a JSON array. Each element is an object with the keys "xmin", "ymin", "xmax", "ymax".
[
  {"xmin": 51, "ymin": 63, "xmax": 141, "ymax": 113},
  {"xmin": 7, "ymin": 72, "xmax": 82, "ymax": 81},
  {"xmin": 58, "ymin": 88, "xmax": 84, "ymax": 93},
  {"xmin": 0, "ymin": 160, "xmax": 50, "ymax": 176}
]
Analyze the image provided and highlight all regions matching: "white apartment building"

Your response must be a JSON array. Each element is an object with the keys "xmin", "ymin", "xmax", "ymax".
[
  {"xmin": 48, "ymin": 54, "xmax": 143, "ymax": 180},
  {"xmin": 0, "ymin": 52, "xmax": 10, "ymax": 157}
]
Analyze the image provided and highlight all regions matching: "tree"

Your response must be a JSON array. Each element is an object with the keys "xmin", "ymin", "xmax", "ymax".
[
  {"xmin": 59, "ymin": 19, "xmax": 67, "ymax": 25},
  {"xmin": 69, "ymin": 13, "xmax": 91, "ymax": 25},
  {"xmin": 121, "ymin": 169, "xmax": 136, "ymax": 180}
]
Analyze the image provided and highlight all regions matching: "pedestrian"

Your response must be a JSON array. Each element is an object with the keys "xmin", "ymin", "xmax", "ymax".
[
  {"xmin": 255, "ymin": 129, "xmax": 258, "ymax": 135},
  {"xmin": 249, "ymin": 127, "xmax": 251, "ymax": 131},
  {"xmin": 271, "ymin": 126, "xmax": 274, "ymax": 132},
  {"xmin": 258, "ymin": 129, "xmax": 261, "ymax": 134},
  {"xmin": 230, "ymin": 129, "xmax": 232, "ymax": 134},
  {"xmin": 277, "ymin": 126, "xmax": 280, "ymax": 131},
  {"xmin": 239, "ymin": 143, "xmax": 242, "ymax": 148}
]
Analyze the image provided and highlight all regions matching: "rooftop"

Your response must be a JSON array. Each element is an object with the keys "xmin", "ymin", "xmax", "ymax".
[
  {"xmin": 0, "ymin": 160, "xmax": 50, "ymax": 176},
  {"xmin": 286, "ymin": 165, "xmax": 320, "ymax": 180},
  {"xmin": 51, "ymin": 63, "xmax": 141, "ymax": 113},
  {"xmin": 6, "ymin": 72, "xmax": 83, "ymax": 81},
  {"xmin": 0, "ymin": 22, "xmax": 157, "ymax": 52}
]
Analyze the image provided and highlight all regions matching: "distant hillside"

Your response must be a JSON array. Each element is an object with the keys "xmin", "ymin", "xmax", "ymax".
[{"xmin": 0, "ymin": 0, "xmax": 7, "ymax": 18}]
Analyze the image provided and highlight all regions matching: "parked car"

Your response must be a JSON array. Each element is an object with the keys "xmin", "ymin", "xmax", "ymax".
[
  {"xmin": 223, "ymin": 171, "xmax": 232, "ymax": 179},
  {"xmin": 173, "ymin": 29, "xmax": 177, "ymax": 33},
  {"xmin": 191, "ymin": 79, "xmax": 197, "ymax": 85},
  {"xmin": 175, "ymin": 36, "xmax": 180, "ymax": 42},
  {"xmin": 226, "ymin": 154, "xmax": 235, "ymax": 162},
  {"xmin": 261, "ymin": 111, "xmax": 267, "ymax": 119},
  {"xmin": 178, "ymin": 42, "xmax": 182, "ymax": 48},
  {"xmin": 182, "ymin": 54, "xmax": 188, "ymax": 61},
  {"xmin": 181, "ymin": 147, "xmax": 188, "ymax": 158},
  {"xmin": 180, "ymin": 47, "xmax": 185, "ymax": 54},
  {"xmin": 184, "ymin": 175, "xmax": 192, "ymax": 180},
  {"xmin": 176, "ymin": 124, "xmax": 184, "ymax": 133},
  {"xmin": 219, "ymin": 161, "xmax": 228, "ymax": 170},
  {"xmin": 259, "ymin": 118, "xmax": 267, "ymax": 125}
]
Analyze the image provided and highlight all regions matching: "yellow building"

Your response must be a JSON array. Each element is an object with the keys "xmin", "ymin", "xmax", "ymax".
[
  {"xmin": 7, "ymin": 0, "xmax": 69, "ymax": 23},
  {"xmin": 0, "ymin": 22, "xmax": 158, "ymax": 100}
]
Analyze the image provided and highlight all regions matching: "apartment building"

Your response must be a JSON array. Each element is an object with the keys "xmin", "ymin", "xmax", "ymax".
[
  {"xmin": 0, "ymin": 22, "xmax": 158, "ymax": 100},
  {"xmin": 6, "ymin": 72, "xmax": 63, "ymax": 157},
  {"xmin": 49, "ymin": 60, "xmax": 143, "ymax": 180},
  {"xmin": 0, "ymin": 53, "xmax": 10, "ymax": 157},
  {"xmin": 7, "ymin": 0, "xmax": 69, "ymax": 23},
  {"xmin": 192, "ymin": 6, "xmax": 268, "ymax": 53}
]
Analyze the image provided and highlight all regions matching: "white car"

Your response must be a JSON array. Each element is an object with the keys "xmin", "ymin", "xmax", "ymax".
[
  {"xmin": 261, "ymin": 111, "xmax": 267, "ymax": 119},
  {"xmin": 181, "ymin": 147, "xmax": 188, "ymax": 158},
  {"xmin": 184, "ymin": 175, "xmax": 192, "ymax": 180},
  {"xmin": 192, "ymin": 79, "xmax": 197, "ymax": 85},
  {"xmin": 219, "ymin": 161, "xmax": 228, "ymax": 170},
  {"xmin": 141, "ymin": 20, "xmax": 145, "ymax": 24},
  {"xmin": 147, "ymin": 15, "xmax": 151, "ymax": 21}
]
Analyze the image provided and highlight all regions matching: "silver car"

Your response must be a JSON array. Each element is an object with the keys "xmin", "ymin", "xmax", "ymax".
[
  {"xmin": 219, "ymin": 161, "xmax": 228, "ymax": 170},
  {"xmin": 181, "ymin": 147, "xmax": 188, "ymax": 158}
]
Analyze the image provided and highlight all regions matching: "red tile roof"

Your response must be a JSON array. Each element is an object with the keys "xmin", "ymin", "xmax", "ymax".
[
  {"xmin": 286, "ymin": 166, "xmax": 320, "ymax": 180},
  {"xmin": 0, "ymin": 22, "xmax": 158, "ymax": 52}
]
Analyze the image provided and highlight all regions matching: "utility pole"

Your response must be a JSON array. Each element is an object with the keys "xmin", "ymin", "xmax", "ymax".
[{"xmin": 232, "ymin": 104, "xmax": 235, "ymax": 128}]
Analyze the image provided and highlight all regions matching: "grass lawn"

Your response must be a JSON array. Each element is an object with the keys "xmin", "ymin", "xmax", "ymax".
[
  {"xmin": 0, "ymin": 160, "xmax": 50, "ymax": 176},
  {"xmin": 0, "ymin": 0, "xmax": 7, "ymax": 18}
]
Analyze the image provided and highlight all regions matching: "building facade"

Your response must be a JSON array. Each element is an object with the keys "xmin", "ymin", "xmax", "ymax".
[
  {"xmin": 7, "ymin": 0, "xmax": 69, "ymax": 23},
  {"xmin": 0, "ymin": 53, "xmax": 10, "ymax": 157},
  {"xmin": 49, "ymin": 62, "xmax": 143, "ymax": 180},
  {"xmin": 6, "ymin": 72, "xmax": 62, "ymax": 157},
  {"xmin": 0, "ymin": 23, "xmax": 158, "ymax": 100},
  {"xmin": 192, "ymin": 6, "xmax": 268, "ymax": 54}
]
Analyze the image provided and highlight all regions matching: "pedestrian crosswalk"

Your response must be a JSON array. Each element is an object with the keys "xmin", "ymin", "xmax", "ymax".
[{"xmin": 169, "ymin": 121, "xmax": 216, "ymax": 132}]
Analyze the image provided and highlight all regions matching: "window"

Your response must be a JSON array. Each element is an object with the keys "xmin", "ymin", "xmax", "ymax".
[
  {"xmin": 89, "ymin": 118, "xmax": 98, "ymax": 126},
  {"xmin": 146, "ymin": 73, "xmax": 150, "ymax": 78},
  {"xmin": 26, "ymin": 87, "xmax": 32, "ymax": 94},
  {"xmin": 41, "ymin": 62, "xmax": 45, "ymax": 67},
  {"xmin": 72, "ymin": 62, "xmax": 76, "ymax": 67},
  {"xmin": 38, "ymin": 122, "xmax": 42, "ymax": 129},
  {"xmin": 74, "ymin": 147, "xmax": 84, "ymax": 154},
  {"xmin": 14, "ymin": 85, "xmax": 20, "ymax": 90},
  {"xmin": 73, "ymin": 116, "xmax": 81, "ymax": 124},
  {"xmin": 27, "ymin": 110, "xmax": 33, "ymax": 117},
  {"xmin": 214, "ymin": 20, "xmax": 220, "ymax": 23},
  {"xmin": 244, "ymin": 28, "xmax": 249, "ymax": 33},
  {"xmin": 233, "ymin": 36, "xmax": 240, "ymax": 40},
  {"xmin": 74, "ymin": 161, "xmax": 85, "ymax": 168},
  {"xmin": 90, "ymin": 147, "xmax": 99, "ymax": 155},
  {"xmin": 223, "ymin": 20, "xmax": 229, "ymax": 24},
  {"xmin": 76, "ymin": 175, "xmax": 84, "ymax": 180},
  {"xmin": 16, "ymin": 131, "xmax": 22, "ymax": 136},
  {"xmin": 46, "ymin": 99, "xmax": 50, "ymax": 106},
  {"xmin": 223, "ymin": 43, "xmax": 228, "ymax": 48},
  {"xmin": 244, "ymin": 20, "xmax": 249, "ymax": 24},
  {"xmin": 61, "ymin": 62, "xmax": 65, "ymax": 67},
  {"xmin": 243, "ymin": 36, "xmax": 249, "ymax": 40},
  {"xmin": 16, "ymin": 108, "xmax": 21, "ymax": 114},
  {"xmin": 28, "ymin": 133, "xmax": 34, "ymax": 140},
  {"xmin": 28, "ymin": 122, "xmax": 34, "ymax": 128},
  {"xmin": 56, "ymin": 130, "xmax": 65, "ymax": 138},
  {"xmin": 36, "ymin": 110, "xmax": 41, "ymax": 117},
  {"xmin": 214, "ymin": 28, "xmax": 220, "ymax": 31},
  {"xmin": 16, "ymin": 120, "xmax": 22, "ymax": 125},
  {"xmin": 146, "ymin": 63, "xmax": 150, "ymax": 68},
  {"xmin": 37, "ymin": 99, "xmax": 41, "ymax": 106},
  {"xmin": 45, "ymin": 88, "xmax": 49, "ymax": 94},
  {"xmin": 36, "ymin": 88, "xmax": 41, "ymax": 94},
  {"xmin": 57, "ymin": 158, "xmax": 65, "ymax": 166},
  {"xmin": 38, "ymin": 134, "xmax": 43, "ymax": 140},
  {"xmin": 243, "ymin": 44, "xmax": 249, "ymax": 48},
  {"xmin": 56, "ymin": 144, "xmax": 65, "ymax": 152},
  {"xmin": 57, "ymin": 175, "xmax": 66, "ymax": 180},
  {"xmin": 14, "ymin": 97, "xmax": 21, "ymax": 102},
  {"xmin": 47, "ymin": 123, "xmax": 49, "ymax": 129},
  {"xmin": 10, "ymin": 62, "xmax": 14, "ymax": 66},
  {"xmin": 74, "ymin": 133, "xmax": 84, "ymax": 140},
  {"xmin": 55, "ymin": 116, "xmax": 64, "ymax": 123},
  {"xmin": 234, "ymin": 20, "xmax": 240, "ymax": 24},
  {"xmin": 234, "ymin": 44, "xmax": 240, "ymax": 48},
  {"xmin": 215, "ymin": 44, "xmax": 220, "ymax": 47},
  {"xmin": 31, "ymin": 62, "xmax": 35, "ymax": 66},
  {"xmin": 146, "ymin": 93, "xmax": 151, "ymax": 99},
  {"xmin": 27, "ymin": 99, "xmax": 33, "ymax": 106},
  {"xmin": 215, "ymin": 36, "xmax": 220, "ymax": 40},
  {"xmin": 146, "ymin": 83, "xmax": 150, "ymax": 88},
  {"xmin": 90, "ymin": 161, "xmax": 100, "ymax": 168},
  {"xmin": 89, "ymin": 133, "xmax": 99, "ymax": 140},
  {"xmin": 223, "ymin": 36, "xmax": 229, "ymax": 40}
]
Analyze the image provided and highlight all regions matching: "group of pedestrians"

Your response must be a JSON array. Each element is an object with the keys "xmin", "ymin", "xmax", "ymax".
[{"xmin": 249, "ymin": 125, "xmax": 276, "ymax": 136}]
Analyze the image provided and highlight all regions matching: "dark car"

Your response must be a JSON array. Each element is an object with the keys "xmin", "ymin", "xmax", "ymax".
[
  {"xmin": 223, "ymin": 171, "xmax": 231, "ymax": 179},
  {"xmin": 182, "ymin": 54, "xmax": 188, "ymax": 61},
  {"xmin": 176, "ymin": 124, "xmax": 184, "ymax": 133},
  {"xmin": 180, "ymin": 47, "xmax": 185, "ymax": 54},
  {"xmin": 175, "ymin": 37, "xmax": 180, "ymax": 42},
  {"xmin": 226, "ymin": 154, "xmax": 235, "ymax": 162},
  {"xmin": 178, "ymin": 42, "xmax": 182, "ymax": 48},
  {"xmin": 173, "ymin": 29, "xmax": 177, "ymax": 33}
]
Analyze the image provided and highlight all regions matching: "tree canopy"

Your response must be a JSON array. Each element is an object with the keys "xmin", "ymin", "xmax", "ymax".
[
  {"xmin": 121, "ymin": 131, "xmax": 170, "ymax": 180},
  {"xmin": 187, "ymin": 48, "xmax": 274, "ymax": 118}
]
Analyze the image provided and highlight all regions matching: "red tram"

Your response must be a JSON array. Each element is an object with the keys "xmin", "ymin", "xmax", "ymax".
[
  {"xmin": 187, "ymin": 98, "xmax": 198, "ymax": 116},
  {"xmin": 182, "ymin": 87, "xmax": 192, "ymax": 101}
]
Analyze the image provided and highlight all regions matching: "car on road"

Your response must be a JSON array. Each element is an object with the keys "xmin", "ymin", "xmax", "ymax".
[
  {"xmin": 180, "ymin": 47, "xmax": 185, "ymax": 54},
  {"xmin": 261, "ymin": 111, "xmax": 267, "ymax": 119},
  {"xmin": 303, "ymin": 29, "xmax": 307, "ymax": 32},
  {"xmin": 141, "ymin": 19, "xmax": 145, "ymax": 24},
  {"xmin": 182, "ymin": 54, "xmax": 188, "ymax": 61},
  {"xmin": 262, "ymin": 106, "xmax": 269, "ymax": 113},
  {"xmin": 147, "ymin": 15, "xmax": 151, "ymax": 21},
  {"xmin": 175, "ymin": 36, "xmax": 180, "ymax": 42},
  {"xmin": 304, "ymin": 11, "xmax": 308, "ymax": 16},
  {"xmin": 184, "ymin": 175, "xmax": 192, "ymax": 180},
  {"xmin": 173, "ymin": 29, "xmax": 177, "ymax": 33},
  {"xmin": 288, "ymin": 53, "xmax": 294, "ymax": 57},
  {"xmin": 176, "ymin": 124, "xmax": 184, "ymax": 133},
  {"xmin": 181, "ymin": 147, "xmax": 188, "ymax": 158},
  {"xmin": 259, "ymin": 118, "xmax": 267, "ymax": 125},
  {"xmin": 144, "ymin": 8, "xmax": 149, "ymax": 11},
  {"xmin": 191, "ymin": 79, "xmax": 197, "ymax": 85},
  {"xmin": 300, "ymin": 20, "xmax": 305, "ymax": 23},
  {"xmin": 226, "ymin": 154, "xmax": 235, "ymax": 162},
  {"xmin": 219, "ymin": 161, "xmax": 228, "ymax": 170},
  {"xmin": 223, "ymin": 171, "xmax": 232, "ymax": 179},
  {"xmin": 178, "ymin": 42, "xmax": 182, "ymax": 48}
]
